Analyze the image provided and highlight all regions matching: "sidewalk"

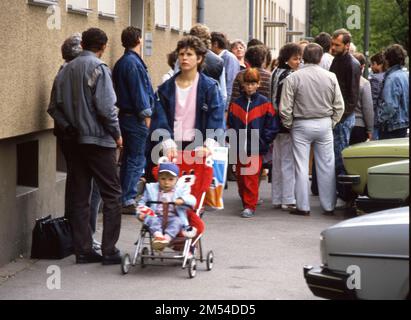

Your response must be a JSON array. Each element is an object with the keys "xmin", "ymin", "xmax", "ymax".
[{"xmin": 0, "ymin": 181, "xmax": 344, "ymax": 300}]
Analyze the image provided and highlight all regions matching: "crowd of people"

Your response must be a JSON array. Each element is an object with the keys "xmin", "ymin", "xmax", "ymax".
[{"xmin": 47, "ymin": 23, "xmax": 409, "ymax": 264}]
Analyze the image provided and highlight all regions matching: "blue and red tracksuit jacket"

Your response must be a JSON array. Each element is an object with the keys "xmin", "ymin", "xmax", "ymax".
[{"xmin": 228, "ymin": 92, "xmax": 280, "ymax": 156}]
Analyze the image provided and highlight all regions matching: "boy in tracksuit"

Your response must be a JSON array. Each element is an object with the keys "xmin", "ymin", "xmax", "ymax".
[{"xmin": 228, "ymin": 68, "xmax": 280, "ymax": 218}]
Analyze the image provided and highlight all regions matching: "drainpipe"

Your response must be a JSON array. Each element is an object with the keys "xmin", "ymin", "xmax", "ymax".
[
  {"xmin": 288, "ymin": 0, "xmax": 293, "ymax": 42},
  {"xmin": 306, "ymin": 0, "xmax": 310, "ymax": 38},
  {"xmin": 364, "ymin": 0, "xmax": 370, "ymax": 78},
  {"xmin": 249, "ymin": 0, "xmax": 254, "ymax": 40},
  {"xmin": 197, "ymin": 0, "xmax": 205, "ymax": 24}
]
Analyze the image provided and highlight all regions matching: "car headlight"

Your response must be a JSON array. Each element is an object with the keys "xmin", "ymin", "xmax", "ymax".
[{"xmin": 320, "ymin": 234, "xmax": 328, "ymax": 266}]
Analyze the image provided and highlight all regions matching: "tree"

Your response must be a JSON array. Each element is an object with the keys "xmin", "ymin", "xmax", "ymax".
[{"xmin": 310, "ymin": 0, "xmax": 409, "ymax": 56}]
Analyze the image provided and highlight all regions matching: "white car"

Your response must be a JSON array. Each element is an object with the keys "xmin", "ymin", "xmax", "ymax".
[{"xmin": 304, "ymin": 207, "xmax": 409, "ymax": 300}]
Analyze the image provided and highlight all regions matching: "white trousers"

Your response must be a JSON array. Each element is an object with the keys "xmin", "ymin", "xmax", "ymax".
[
  {"xmin": 271, "ymin": 133, "xmax": 296, "ymax": 205},
  {"xmin": 291, "ymin": 118, "xmax": 336, "ymax": 212}
]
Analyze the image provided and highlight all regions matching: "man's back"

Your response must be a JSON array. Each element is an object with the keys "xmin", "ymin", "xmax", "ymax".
[
  {"xmin": 286, "ymin": 64, "xmax": 340, "ymax": 112},
  {"xmin": 59, "ymin": 50, "xmax": 119, "ymax": 148}
]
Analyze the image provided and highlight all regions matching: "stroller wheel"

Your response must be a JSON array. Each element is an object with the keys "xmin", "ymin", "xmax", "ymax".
[
  {"xmin": 141, "ymin": 247, "xmax": 149, "ymax": 268},
  {"xmin": 121, "ymin": 254, "xmax": 131, "ymax": 275},
  {"xmin": 188, "ymin": 258, "xmax": 197, "ymax": 279},
  {"xmin": 206, "ymin": 251, "xmax": 214, "ymax": 271}
]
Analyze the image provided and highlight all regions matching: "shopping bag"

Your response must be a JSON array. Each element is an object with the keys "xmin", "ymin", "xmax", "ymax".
[
  {"xmin": 205, "ymin": 146, "xmax": 228, "ymax": 210},
  {"xmin": 31, "ymin": 215, "xmax": 74, "ymax": 259}
]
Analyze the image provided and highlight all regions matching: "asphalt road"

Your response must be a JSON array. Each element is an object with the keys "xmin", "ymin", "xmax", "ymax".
[{"xmin": 0, "ymin": 181, "xmax": 347, "ymax": 300}]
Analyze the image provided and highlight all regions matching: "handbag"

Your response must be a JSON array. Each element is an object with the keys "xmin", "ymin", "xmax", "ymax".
[{"xmin": 31, "ymin": 215, "xmax": 74, "ymax": 259}]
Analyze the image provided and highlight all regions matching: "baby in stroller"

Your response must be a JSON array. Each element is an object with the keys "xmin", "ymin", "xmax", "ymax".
[{"xmin": 137, "ymin": 162, "xmax": 197, "ymax": 251}]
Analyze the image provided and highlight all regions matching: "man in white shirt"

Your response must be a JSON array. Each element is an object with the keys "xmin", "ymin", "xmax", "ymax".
[{"xmin": 315, "ymin": 32, "xmax": 334, "ymax": 71}]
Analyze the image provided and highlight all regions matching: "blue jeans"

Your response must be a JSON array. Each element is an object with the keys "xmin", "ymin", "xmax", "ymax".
[
  {"xmin": 380, "ymin": 127, "xmax": 408, "ymax": 140},
  {"xmin": 145, "ymin": 215, "xmax": 184, "ymax": 239},
  {"xmin": 333, "ymin": 113, "xmax": 355, "ymax": 199},
  {"xmin": 119, "ymin": 114, "xmax": 148, "ymax": 206}
]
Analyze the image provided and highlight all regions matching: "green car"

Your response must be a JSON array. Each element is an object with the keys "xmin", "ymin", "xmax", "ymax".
[{"xmin": 338, "ymin": 138, "xmax": 409, "ymax": 212}]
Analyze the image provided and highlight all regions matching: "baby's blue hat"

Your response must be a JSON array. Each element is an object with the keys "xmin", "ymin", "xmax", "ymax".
[{"xmin": 159, "ymin": 162, "xmax": 179, "ymax": 177}]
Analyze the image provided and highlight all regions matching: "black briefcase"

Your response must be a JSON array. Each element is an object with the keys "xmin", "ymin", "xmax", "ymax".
[{"xmin": 31, "ymin": 215, "xmax": 74, "ymax": 259}]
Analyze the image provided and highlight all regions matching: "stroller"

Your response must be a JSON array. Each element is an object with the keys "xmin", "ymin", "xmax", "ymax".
[{"xmin": 121, "ymin": 151, "xmax": 215, "ymax": 278}]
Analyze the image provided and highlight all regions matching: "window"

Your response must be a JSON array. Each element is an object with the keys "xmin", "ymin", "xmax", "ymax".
[
  {"xmin": 170, "ymin": 0, "xmax": 180, "ymax": 31},
  {"xmin": 28, "ymin": 0, "xmax": 59, "ymax": 7},
  {"xmin": 98, "ymin": 0, "xmax": 116, "ymax": 19},
  {"xmin": 17, "ymin": 141, "xmax": 39, "ymax": 189},
  {"xmin": 66, "ymin": 0, "xmax": 91, "ymax": 15},
  {"xmin": 154, "ymin": 0, "xmax": 167, "ymax": 27},
  {"xmin": 182, "ymin": 0, "xmax": 192, "ymax": 32}
]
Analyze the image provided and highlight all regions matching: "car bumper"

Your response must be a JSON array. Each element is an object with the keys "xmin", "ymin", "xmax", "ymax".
[
  {"xmin": 303, "ymin": 265, "xmax": 357, "ymax": 300},
  {"xmin": 355, "ymin": 197, "xmax": 407, "ymax": 213},
  {"xmin": 337, "ymin": 175, "xmax": 361, "ymax": 185}
]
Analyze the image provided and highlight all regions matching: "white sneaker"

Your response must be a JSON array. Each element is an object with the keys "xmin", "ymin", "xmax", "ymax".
[
  {"xmin": 281, "ymin": 204, "xmax": 296, "ymax": 211},
  {"xmin": 182, "ymin": 226, "xmax": 197, "ymax": 239},
  {"xmin": 92, "ymin": 239, "xmax": 101, "ymax": 251}
]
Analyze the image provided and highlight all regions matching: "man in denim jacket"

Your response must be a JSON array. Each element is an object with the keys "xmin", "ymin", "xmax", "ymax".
[
  {"xmin": 378, "ymin": 44, "xmax": 409, "ymax": 139},
  {"xmin": 113, "ymin": 27, "xmax": 155, "ymax": 214}
]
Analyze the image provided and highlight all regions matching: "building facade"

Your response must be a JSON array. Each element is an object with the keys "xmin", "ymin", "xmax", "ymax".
[
  {"xmin": 203, "ymin": 0, "xmax": 307, "ymax": 59},
  {"xmin": 0, "ymin": 0, "xmax": 196, "ymax": 267}
]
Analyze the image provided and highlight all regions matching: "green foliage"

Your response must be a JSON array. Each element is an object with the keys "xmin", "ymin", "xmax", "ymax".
[{"xmin": 309, "ymin": 0, "xmax": 409, "ymax": 56}]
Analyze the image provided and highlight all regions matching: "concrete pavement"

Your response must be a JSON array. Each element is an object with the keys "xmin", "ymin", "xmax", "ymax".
[{"xmin": 0, "ymin": 181, "xmax": 346, "ymax": 300}]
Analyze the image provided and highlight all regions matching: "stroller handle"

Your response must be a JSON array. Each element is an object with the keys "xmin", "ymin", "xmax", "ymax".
[{"xmin": 146, "ymin": 201, "xmax": 193, "ymax": 210}]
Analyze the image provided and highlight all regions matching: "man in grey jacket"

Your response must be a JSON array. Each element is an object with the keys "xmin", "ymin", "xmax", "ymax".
[
  {"xmin": 280, "ymin": 43, "xmax": 344, "ymax": 216},
  {"xmin": 57, "ymin": 28, "xmax": 123, "ymax": 265},
  {"xmin": 350, "ymin": 52, "xmax": 374, "ymax": 144}
]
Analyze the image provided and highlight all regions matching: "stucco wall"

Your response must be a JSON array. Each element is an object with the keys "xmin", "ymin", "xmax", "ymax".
[
  {"xmin": 143, "ymin": 0, "xmax": 197, "ymax": 88},
  {"xmin": 204, "ymin": 0, "xmax": 249, "ymax": 43},
  {"xmin": 0, "ymin": 131, "xmax": 66, "ymax": 267},
  {"xmin": 0, "ymin": 0, "xmax": 131, "ymax": 140}
]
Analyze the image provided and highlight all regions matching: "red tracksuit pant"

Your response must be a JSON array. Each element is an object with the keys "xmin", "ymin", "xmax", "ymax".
[{"xmin": 236, "ymin": 155, "xmax": 262, "ymax": 211}]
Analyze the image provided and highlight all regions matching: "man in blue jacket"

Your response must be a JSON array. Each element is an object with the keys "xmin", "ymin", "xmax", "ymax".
[
  {"xmin": 113, "ymin": 27, "xmax": 155, "ymax": 215},
  {"xmin": 378, "ymin": 44, "xmax": 409, "ymax": 139}
]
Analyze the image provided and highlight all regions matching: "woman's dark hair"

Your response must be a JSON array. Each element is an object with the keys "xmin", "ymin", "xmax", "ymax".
[
  {"xmin": 211, "ymin": 32, "xmax": 228, "ymax": 50},
  {"xmin": 370, "ymin": 52, "xmax": 384, "ymax": 65},
  {"xmin": 314, "ymin": 32, "xmax": 332, "ymax": 53},
  {"xmin": 353, "ymin": 52, "xmax": 366, "ymax": 67},
  {"xmin": 245, "ymin": 45, "xmax": 267, "ymax": 68},
  {"xmin": 176, "ymin": 36, "xmax": 208, "ymax": 70},
  {"xmin": 265, "ymin": 49, "xmax": 272, "ymax": 69},
  {"xmin": 81, "ymin": 28, "xmax": 108, "ymax": 52},
  {"xmin": 247, "ymin": 38, "xmax": 264, "ymax": 48},
  {"xmin": 303, "ymin": 43, "xmax": 323, "ymax": 64},
  {"xmin": 270, "ymin": 58, "xmax": 278, "ymax": 71},
  {"xmin": 121, "ymin": 26, "xmax": 141, "ymax": 49},
  {"xmin": 167, "ymin": 50, "xmax": 178, "ymax": 69},
  {"xmin": 384, "ymin": 44, "xmax": 407, "ymax": 67},
  {"xmin": 277, "ymin": 43, "xmax": 302, "ymax": 68}
]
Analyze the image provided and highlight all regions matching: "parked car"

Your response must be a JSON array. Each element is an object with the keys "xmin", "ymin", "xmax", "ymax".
[
  {"xmin": 304, "ymin": 207, "xmax": 409, "ymax": 300},
  {"xmin": 338, "ymin": 138, "xmax": 409, "ymax": 212},
  {"xmin": 356, "ymin": 160, "xmax": 409, "ymax": 213}
]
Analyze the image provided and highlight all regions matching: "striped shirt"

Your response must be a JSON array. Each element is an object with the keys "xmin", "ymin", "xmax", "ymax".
[{"xmin": 230, "ymin": 68, "xmax": 271, "ymax": 104}]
